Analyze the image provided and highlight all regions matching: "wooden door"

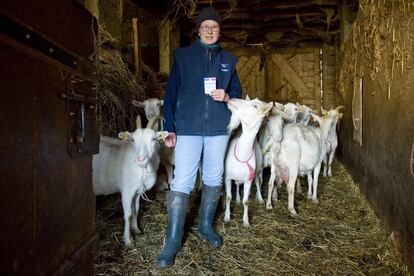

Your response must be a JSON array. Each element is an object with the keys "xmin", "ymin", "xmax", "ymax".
[{"xmin": 0, "ymin": 1, "xmax": 98, "ymax": 274}]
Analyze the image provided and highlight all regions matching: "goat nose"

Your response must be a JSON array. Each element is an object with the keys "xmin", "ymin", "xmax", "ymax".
[{"xmin": 138, "ymin": 156, "xmax": 146, "ymax": 162}]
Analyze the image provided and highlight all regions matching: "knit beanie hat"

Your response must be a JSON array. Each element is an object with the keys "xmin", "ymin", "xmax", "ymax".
[{"xmin": 196, "ymin": 7, "xmax": 222, "ymax": 29}]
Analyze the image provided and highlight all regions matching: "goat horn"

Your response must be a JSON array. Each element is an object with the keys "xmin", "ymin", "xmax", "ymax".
[
  {"xmin": 335, "ymin": 105, "xmax": 345, "ymax": 112},
  {"xmin": 146, "ymin": 116, "xmax": 159, "ymax": 129},
  {"xmin": 136, "ymin": 115, "xmax": 142, "ymax": 129}
]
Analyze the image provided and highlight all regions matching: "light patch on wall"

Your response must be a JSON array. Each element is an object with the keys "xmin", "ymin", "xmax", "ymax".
[{"xmin": 352, "ymin": 77, "xmax": 363, "ymax": 146}]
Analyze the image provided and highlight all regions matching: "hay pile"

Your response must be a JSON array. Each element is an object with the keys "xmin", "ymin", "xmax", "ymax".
[
  {"xmin": 95, "ymin": 162, "xmax": 407, "ymax": 275},
  {"xmin": 94, "ymin": 26, "xmax": 164, "ymax": 136}
]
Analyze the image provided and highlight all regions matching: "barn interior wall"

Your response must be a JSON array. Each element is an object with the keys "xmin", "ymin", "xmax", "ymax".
[
  {"xmin": 338, "ymin": 1, "xmax": 414, "ymax": 272},
  {"xmin": 233, "ymin": 46, "xmax": 333, "ymax": 112},
  {"xmin": 121, "ymin": 0, "xmax": 160, "ymax": 72},
  {"xmin": 322, "ymin": 44, "xmax": 337, "ymax": 109}
]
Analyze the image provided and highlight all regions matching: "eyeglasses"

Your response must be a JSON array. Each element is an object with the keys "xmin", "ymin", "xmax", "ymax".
[{"xmin": 200, "ymin": 25, "xmax": 220, "ymax": 33}]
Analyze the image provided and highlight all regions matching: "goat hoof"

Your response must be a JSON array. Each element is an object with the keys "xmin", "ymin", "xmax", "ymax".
[
  {"xmin": 257, "ymin": 198, "xmax": 264, "ymax": 204},
  {"xmin": 224, "ymin": 216, "xmax": 231, "ymax": 223},
  {"xmin": 312, "ymin": 198, "xmax": 319, "ymax": 204},
  {"xmin": 289, "ymin": 209, "xmax": 297, "ymax": 216},
  {"xmin": 266, "ymin": 204, "xmax": 273, "ymax": 210},
  {"xmin": 132, "ymin": 228, "xmax": 142, "ymax": 235},
  {"xmin": 124, "ymin": 239, "xmax": 134, "ymax": 248},
  {"xmin": 307, "ymin": 194, "xmax": 312, "ymax": 200},
  {"xmin": 243, "ymin": 221, "xmax": 250, "ymax": 228}
]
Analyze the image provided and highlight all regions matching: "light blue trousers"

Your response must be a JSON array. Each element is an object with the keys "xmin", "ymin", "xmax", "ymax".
[{"xmin": 171, "ymin": 135, "xmax": 230, "ymax": 194}]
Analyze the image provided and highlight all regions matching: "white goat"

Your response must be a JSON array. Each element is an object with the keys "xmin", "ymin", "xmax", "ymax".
[
  {"xmin": 296, "ymin": 104, "xmax": 314, "ymax": 125},
  {"xmin": 265, "ymin": 103, "xmax": 326, "ymax": 214},
  {"xmin": 133, "ymin": 98, "xmax": 175, "ymax": 187},
  {"xmin": 132, "ymin": 98, "xmax": 164, "ymax": 130},
  {"xmin": 294, "ymin": 104, "xmax": 315, "ymax": 193},
  {"xmin": 224, "ymin": 96, "xmax": 273, "ymax": 227},
  {"xmin": 93, "ymin": 116, "xmax": 168, "ymax": 246},
  {"xmin": 281, "ymin": 102, "xmax": 299, "ymax": 123},
  {"xmin": 313, "ymin": 106, "xmax": 344, "ymax": 177}
]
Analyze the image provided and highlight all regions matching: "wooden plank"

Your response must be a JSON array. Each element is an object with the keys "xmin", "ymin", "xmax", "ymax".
[
  {"xmin": 159, "ymin": 20, "xmax": 172, "ymax": 74},
  {"xmin": 132, "ymin": 17, "xmax": 141, "ymax": 77},
  {"xmin": 314, "ymin": 48, "xmax": 321, "ymax": 112},
  {"xmin": 238, "ymin": 57, "xmax": 259, "ymax": 84},
  {"xmin": 237, "ymin": 57, "xmax": 254, "ymax": 80},
  {"xmin": 265, "ymin": 55, "xmax": 282, "ymax": 102},
  {"xmin": 0, "ymin": 2, "xmax": 97, "ymax": 274},
  {"xmin": 271, "ymin": 53, "xmax": 312, "ymax": 98}
]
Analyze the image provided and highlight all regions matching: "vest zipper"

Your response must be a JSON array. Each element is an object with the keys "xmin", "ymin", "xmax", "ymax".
[{"xmin": 205, "ymin": 49, "xmax": 212, "ymax": 134}]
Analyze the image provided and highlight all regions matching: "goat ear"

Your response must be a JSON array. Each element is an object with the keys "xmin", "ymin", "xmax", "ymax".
[
  {"xmin": 245, "ymin": 94, "xmax": 250, "ymax": 101},
  {"xmin": 274, "ymin": 102, "xmax": 284, "ymax": 110},
  {"xmin": 262, "ymin": 102, "xmax": 273, "ymax": 115},
  {"xmin": 279, "ymin": 110, "xmax": 290, "ymax": 120},
  {"xmin": 160, "ymin": 100, "xmax": 164, "ymax": 106},
  {"xmin": 156, "ymin": 131, "xmax": 168, "ymax": 141},
  {"xmin": 118, "ymin": 131, "xmax": 132, "ymax": 141},
  {"xmin": 311, "ymin": 114, "xmax": 322, "ymax": 125},
  {"xmin": 132, "ymin": 100, "xmax": 145, "ymax": 108}
]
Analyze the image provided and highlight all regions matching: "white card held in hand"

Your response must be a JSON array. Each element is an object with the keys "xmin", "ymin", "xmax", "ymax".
[{"xmin": 204, "ymin": 77, "xmax": 216, "ymax": 94}]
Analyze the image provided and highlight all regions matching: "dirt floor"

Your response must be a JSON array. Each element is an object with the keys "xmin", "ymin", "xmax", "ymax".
[{"xmin": 94, "ymin": 161, "xmax": 407, "ymax": 275}]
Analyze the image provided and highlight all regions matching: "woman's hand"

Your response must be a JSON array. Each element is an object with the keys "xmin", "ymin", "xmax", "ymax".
[
  {"xmin": 210, "ymin": 89, "xmax": 230, "ymax": 102},
  {"xmin": 165, "ymin": 132, "xmax": 176, "ymax": 148}
]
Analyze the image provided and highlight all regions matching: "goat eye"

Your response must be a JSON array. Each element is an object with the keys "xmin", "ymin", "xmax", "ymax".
[{"xmin": 152, "ymin": 137, "xmax": 157, "ymax": 141}]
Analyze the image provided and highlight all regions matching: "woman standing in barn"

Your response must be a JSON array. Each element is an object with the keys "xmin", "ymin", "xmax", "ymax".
[{"xmin": 156, "ymin": 6, "xmax": 242, "ymax": 268}]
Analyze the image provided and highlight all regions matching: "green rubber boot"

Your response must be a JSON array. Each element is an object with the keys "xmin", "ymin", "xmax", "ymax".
[
  {"xmin": 156, "ymin": 191, "xmax": 189, "ymax": 268},
  {"xmin": 198, "ymin": 185, "xmax": 223, "ymax": 248}
]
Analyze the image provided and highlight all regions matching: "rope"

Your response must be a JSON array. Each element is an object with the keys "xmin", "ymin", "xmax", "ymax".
[{"xmin": 233, "ymin": 142, "xmax": 255, "ymax": 182}]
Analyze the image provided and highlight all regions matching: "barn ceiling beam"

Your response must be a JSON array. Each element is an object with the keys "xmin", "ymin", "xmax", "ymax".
[
  {"xmin": 248, "ymin": 0, "xmax": 340, "ymax": 10},
  {"xmin": 222, "ymin": 16, "xmax": 338, "ymax": 30},
  {"xmin": 251, "ymin": 7, "xmax": 337, "ymax": 20}
]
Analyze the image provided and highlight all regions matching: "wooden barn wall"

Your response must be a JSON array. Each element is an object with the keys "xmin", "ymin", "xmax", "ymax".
[
  {"xmin": 322, "ymin": 44, "xmax": 338, "ymax": 109},
  {"xmin": 121, "ymin": 1, "xmax": 160, "ymax": 72},
  {"xmin": 0, "ymin": 1, "xmax": 98, "ymax": 274},
  {"xmin": 236, "ymin": 55, "xmax": 265, "ymax": 99},
  {"xmin": 234, "ymin": 47, "xmax": 331, "ymax": 112},
  {"xmin": 338, "ymin": 1, "xmax": 414, "ymax": 272}
]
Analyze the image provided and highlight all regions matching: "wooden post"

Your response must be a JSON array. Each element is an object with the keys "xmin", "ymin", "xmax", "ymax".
[
  {"xmin": 159, "ymin": 20, "xmax": 180, "ymax": 74},
  {"xmin": 314, "ymin": 48, "xmax": 321, "ymax": 113},
  {"xmin": 132, "ymin": 17, "xmax": 141, "ymax": 77}
]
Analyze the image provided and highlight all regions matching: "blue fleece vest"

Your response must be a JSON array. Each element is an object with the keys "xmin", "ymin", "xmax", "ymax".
[{"xmin": 163, "ymin": 39, "xmax": 242, "ymax": 136}]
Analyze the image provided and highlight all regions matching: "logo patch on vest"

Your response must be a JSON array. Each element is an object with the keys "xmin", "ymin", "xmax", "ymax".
[{"xmin": 220, "ymin": 63, "xmax": 229, "ymax": 72}]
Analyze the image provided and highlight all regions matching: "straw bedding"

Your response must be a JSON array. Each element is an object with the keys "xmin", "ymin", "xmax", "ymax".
[{"xmin": 95, "ymin": 161, "xmax": 407, "ymax": 275}]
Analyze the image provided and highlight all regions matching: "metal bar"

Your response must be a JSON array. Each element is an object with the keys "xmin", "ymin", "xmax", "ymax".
[{"xmin": 0, "ymin": 11, "xmax": 78, "ymax": 69}]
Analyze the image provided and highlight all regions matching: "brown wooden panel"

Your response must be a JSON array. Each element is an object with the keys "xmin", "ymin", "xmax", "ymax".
[
  {"xmin": 0, "ymin": 1, "xmax": 97, "ymax": 275},
  {"xmin": 0, "ymin": 0, "xmax": 95, "ymax": 58}
]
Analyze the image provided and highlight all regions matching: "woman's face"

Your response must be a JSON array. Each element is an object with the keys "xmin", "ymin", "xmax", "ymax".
[{"xmin": 198, "ymin": 20, "xmax": 220, "ymax": 45}]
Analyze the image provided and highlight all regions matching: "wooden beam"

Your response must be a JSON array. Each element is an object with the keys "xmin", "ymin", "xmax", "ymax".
[
  {"xmin": 271, "ymin": 54, "xmax": 311, "ymax": 97},
  {"xmin": 132, "ymin": 18, "xmax": 141, "ymax": 77},
  {"xmin": 248, "ymin": 0, "xmax": 340, "ymax": 10},
  {"xmin": 238, "ymin": 57, "xmax": 259, "ymax": 83},
  {"xmin": 313, "ymin": 48, "xmax": 321, "ymax": 112}
]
